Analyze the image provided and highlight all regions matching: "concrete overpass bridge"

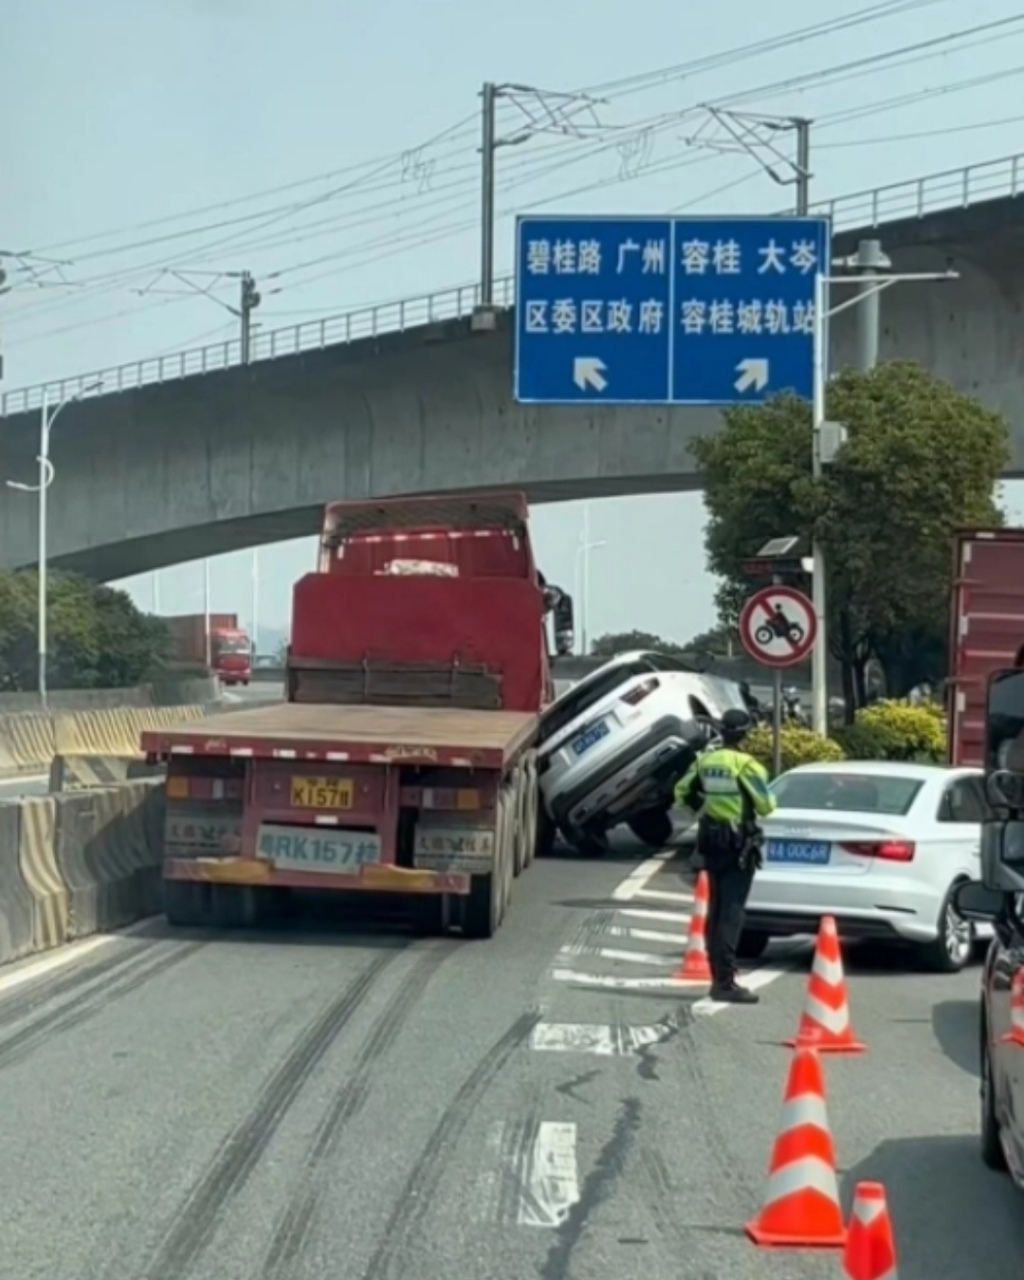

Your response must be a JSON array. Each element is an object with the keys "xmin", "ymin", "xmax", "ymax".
[{"xmin": 1, "ymin": 152, "xmax": 1023, "ymax": 582}]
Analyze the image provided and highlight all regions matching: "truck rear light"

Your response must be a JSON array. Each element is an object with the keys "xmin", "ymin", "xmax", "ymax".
[
  {"xmin": 621, "ymin": 677, "xmax": 660, "ymax": 706},
  {"xmin": 167, "ymin": 776, "xmax": 189, "ymax": 800},
  {"xmin": 841, "ymin": 839, "xmax": 915, "ymax": 862}
]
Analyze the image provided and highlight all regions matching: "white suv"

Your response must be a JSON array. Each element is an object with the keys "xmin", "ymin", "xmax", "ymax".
[{"xmin": 536, "ymin": 650, "xmax": 746, "ymax": 854}]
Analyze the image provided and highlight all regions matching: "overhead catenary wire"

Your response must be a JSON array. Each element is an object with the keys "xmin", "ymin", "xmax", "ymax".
[
  {"xmin": 5, "ymin": 1, "xmax": 993, "ymax": 298},
  {"xmin": 7, "ymin": 4, "xmax": 1022, "ymax": 345}
]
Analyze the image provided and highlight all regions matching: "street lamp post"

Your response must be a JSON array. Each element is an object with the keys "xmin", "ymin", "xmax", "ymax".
[
  {"xmin": 6, "ymin": 381, "xmax": 101, "ymax": 708},
  {"xmin": 574, "ymin": 503, "xmax": 607, "ymax": 656},
  {"xmin": 808, "ymin": 265, "xmax": 957, "ymax": 735}
]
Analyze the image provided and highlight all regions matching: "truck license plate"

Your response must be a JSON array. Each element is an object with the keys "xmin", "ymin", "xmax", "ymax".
[
  {"xmin": 258, "ymin": 824, "xmax": 380, "ymax": 873},
  {"xmin": 290, "ymin": 776, "xmax": 354, "ymax": 810}
]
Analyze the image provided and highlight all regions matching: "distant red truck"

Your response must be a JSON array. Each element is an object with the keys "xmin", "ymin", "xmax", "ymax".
[{"xmin": 164, "ymin": 612, "xmax": 252, "ymax": 686}]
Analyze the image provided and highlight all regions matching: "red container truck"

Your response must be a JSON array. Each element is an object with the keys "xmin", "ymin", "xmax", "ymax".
[
  {"xmin": 141, "ymin": 491, "xmax": 572, "ymax": 939},
  {"xmin": 947, "ymin": 528, "xmax": 1024, "ymax": 766},
  {"xmin": 164, "ymin": 612, "xmax": 252, "ymax": 685}
]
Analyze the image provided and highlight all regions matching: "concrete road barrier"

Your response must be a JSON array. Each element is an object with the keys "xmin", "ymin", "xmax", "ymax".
[
  {"xmin": 18, "ymin": 795, "xmax": 69, "ymax": 952},
  {"xmin": 49, "ymin": 754, "xmax": 165, "ymax": 792},
  {"xmin": 0, "ymin": 804, "xmax": 36, "ymax": 964},
  {"xmin": 52, "ymin": 783, "xmax": 164, "ymax": 937},
  {"xmin": 0, "ymin": 702, "xmax": 211, "ymax": 779},
  {"xmin": 0, "ymin": 778, "xmax": 167, "ymax": 965}
]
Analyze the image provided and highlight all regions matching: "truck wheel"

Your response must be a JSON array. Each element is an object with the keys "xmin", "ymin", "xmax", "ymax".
[
  {"xmin": 164, "ymin": 880, "xmax": 214, "ymax": 927},
  {"xmin": 464, "ymin": 791, "xmax": 511, "ymax": 939},
  {"xmin": 627, "ymin": 807, "xmax": 674, "ymax": 849},
  {"xmin": 535, "ymin": 804, "xmax": 557, "ymax": 858},
  {"xmin": 412, "ymin": 895, "xmax": 446, "ymax": 937},
  {"xmin": 517, "ymin": 756, "xmax": 539, "ymax": 873},
  {"xmin": 210, "ymin": 884, "xmax": 262, "ymax": 928}
]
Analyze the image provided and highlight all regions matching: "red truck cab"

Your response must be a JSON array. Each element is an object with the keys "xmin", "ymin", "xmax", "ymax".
[{"xmin": 212, "ymin": 626, "xmax": 252, "ymax": 686}]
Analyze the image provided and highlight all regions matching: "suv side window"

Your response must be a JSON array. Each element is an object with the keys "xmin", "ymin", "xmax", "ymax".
[{"xmin": 938, "ymin": 778, "xmax": 986, "ymax": 824}]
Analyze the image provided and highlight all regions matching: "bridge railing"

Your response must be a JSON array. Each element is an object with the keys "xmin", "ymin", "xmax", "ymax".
[{"xmin": 2, "ymin": 152, "xmax": 1021, "ymax": 419}]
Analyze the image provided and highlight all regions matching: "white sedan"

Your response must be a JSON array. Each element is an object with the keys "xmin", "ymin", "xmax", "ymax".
[{"xmin": 742, "ymin": 760, "xmax": 988, "ymax": 972}]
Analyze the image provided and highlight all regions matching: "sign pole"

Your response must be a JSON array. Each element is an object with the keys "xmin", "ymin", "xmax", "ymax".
[
  {"xmin": 772, "ymin": 666, "xmax": 783, "ymax": 777},
  {"xmin": 810, "ymin": 268, "xmax": 829, "ymax": 736}
]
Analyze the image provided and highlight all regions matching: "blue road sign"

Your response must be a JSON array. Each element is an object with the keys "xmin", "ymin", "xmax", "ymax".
[{"xmin": 513, "ymin": 214, "xmax": 830, "ymax": 405}]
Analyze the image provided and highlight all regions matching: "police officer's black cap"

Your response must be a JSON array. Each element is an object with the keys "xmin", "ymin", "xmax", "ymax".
[{"xmin": 721, "ymin": 708, "xmax": 753, "ymax": 736}]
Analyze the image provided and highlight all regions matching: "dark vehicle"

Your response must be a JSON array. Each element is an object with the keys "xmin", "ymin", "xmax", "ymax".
[{"xmin": 954, "ymin": 664, "xmax": 1024, "ymax": 1189}]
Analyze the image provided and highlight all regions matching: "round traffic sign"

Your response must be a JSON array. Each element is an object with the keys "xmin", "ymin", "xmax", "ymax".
[{"xmin": 739, "ymin": 585, "xmax": 817, "ymax": 668}]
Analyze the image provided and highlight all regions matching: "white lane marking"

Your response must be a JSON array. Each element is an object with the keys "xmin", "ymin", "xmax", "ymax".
[
  {"xmin": 552, "ymin": 968, "xmax": 708, "ymax": 991},
  {"xmin": 618, "ymin": 907, "xmax": 692, "ymax": 925},
  {"xmin": 530, "ymin": 1021, "xmax": 674, "ymax": 1056},
  {"xmin": 560, "ymin": 945, "xmax": 676, "ymax": 968},
  {"xmin": 634, "ymin": 888, "xmax": 695, "ymax": 904},
  {"xmin": 611, "ymin": 849, "xmax": 673, "ymax": 902},
  {"xmin": 606, "ymin": 925, "xmax": 687, "ymax": 946},
  {"xmin": 518, "ymin": 1122, "xmax": 580, "ymax": 1227},
  {"xmin": 692, "ymin": 965, "xmax": 793, "ymax": 1016}
]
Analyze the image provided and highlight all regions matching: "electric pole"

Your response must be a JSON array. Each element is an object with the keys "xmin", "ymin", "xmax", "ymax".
[
  {"xmin": 479, "ymin": 82, "xmax": 497, "ymax": 310},
  {"xmin": 240, "ymin": 271, "xmax": 261, "ymax": 364}
]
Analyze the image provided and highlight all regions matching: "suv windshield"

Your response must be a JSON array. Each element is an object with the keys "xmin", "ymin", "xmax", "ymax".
[{"xmin": 772, "ymin": 771, "xmax": 923, "ymax": 816}]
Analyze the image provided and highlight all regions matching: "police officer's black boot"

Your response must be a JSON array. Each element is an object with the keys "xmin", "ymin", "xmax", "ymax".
[{"xmin": 710, "ymin": 981, "xmax": 759, "ymax": 1004}]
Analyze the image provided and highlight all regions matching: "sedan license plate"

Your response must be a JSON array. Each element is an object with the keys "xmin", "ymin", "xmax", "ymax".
[
  {"xmin": 572, "ymin": 719, "xmax": 610, "ymax": 757},
  {"xmin": 258, "ymin": 824, "xmax": 380, "ymax": 874},
  {"xmin": 291, "ymin": 776, "xmax": 354, "ymax": 810},
  {"xmin": 766, "ymin": 839, "xmax": 831, "ymax": 865}
]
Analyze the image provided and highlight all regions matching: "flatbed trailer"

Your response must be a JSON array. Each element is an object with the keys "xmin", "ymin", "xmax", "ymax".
[
  {"xmin": 142, "ymin": 490, "xmax": 567, "ymax": 939},
  {"xmin": 142, "ymin": 703, "xmax": 541, "ymax": 938}
]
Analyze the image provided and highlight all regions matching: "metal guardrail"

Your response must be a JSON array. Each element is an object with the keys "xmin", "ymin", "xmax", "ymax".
[{"xmin": 2, "ymin": 152, "xmax": 1020, "ymax": 419}]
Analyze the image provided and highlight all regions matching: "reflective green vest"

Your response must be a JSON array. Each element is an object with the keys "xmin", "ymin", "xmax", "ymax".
[{"xmin": 674, "ymin": 747, "xmax": 777, "ymax": 828}]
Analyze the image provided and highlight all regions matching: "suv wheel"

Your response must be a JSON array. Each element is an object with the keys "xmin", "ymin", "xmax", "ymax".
[{"xmin": 627, "ymin": 807, "xmax": 674, "ymax": 849}]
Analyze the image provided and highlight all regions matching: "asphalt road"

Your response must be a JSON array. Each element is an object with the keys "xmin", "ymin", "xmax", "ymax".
[{"xmin": 0, "ymin": 847, "xmax": 1021, "ymax": 1280}]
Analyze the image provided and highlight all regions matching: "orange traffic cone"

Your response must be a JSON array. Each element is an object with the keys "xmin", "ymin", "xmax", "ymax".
[
  {"xmin": 746, "ymin": 1047, "xmax": 846, "ymax": 1248},
  {"xmin": 842, "ymin": 1182, "xmax": 900, "ymax": 1279},
  {"xmin": 674, "ymin": 870, "xmax": 711, "ymax": 981},
  {"xmin": 786, "ymin": 915, "xmax": 866, "ymax": 1054},
  {"xmin": 1000, "ymin": 968, "xmax": 1024, "ymax": 1047}
]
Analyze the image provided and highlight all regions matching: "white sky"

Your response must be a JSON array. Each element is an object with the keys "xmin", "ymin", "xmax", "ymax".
[{"xmin": 4, "ymin": 0, "xmax": 1024, "ymax": 649}]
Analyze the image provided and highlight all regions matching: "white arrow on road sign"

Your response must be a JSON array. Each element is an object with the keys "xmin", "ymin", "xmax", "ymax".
[
  {"xmin": 573, "ymin": 357, "xmax": 608, "ymax": 393},
  {"xmin": 734, "ymin": 357, "xmax": 769, "ymax": 394}
]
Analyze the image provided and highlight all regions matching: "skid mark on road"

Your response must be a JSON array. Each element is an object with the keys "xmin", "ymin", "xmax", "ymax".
[
  {"xmin": 259, "ymin": 941, "xmax": 455, "ymax": 1278},
  {"xmin": 128, "ymin": 948, "xmax": 403, "ymax": 1280},
  {"xmin": 0, "ymin": 940, "xmax": 206, "ymax": 1072},
  {"xmin": 360, "ymin": 1009, "xmax": 542, "ymax": 1280}
]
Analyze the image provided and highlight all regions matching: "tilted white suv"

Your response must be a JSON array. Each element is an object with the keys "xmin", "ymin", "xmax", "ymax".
[{"xmin": 536, "ymin": 650, "xmax": 746, "ymax": 854}]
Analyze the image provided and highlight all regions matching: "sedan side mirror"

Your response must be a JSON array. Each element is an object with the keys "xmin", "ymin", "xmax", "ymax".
[{"xmin": 953, "ymin": 880, "xmax": 1005, "ymax": 924}]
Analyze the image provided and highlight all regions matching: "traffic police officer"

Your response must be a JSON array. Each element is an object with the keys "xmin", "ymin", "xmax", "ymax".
[{"xmin": 674, "ymin": 709, "xmax": 777, "ymax": 1003}]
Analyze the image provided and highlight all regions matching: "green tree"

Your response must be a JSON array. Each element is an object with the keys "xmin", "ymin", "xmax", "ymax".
[
  {"xmin": 691, "ymin": 362, "xmax": 1009, "ymax": 710},
  {"xmin": 0, "ymin": 570, "xmax": 170, "ymax": 691},
  {"xmin": 590, "ymin": 629, "xmax": 686, "ymax": 658},
  {"xmin": 682, "ymin": 622, "xmax": 738, "ymax": 655}
]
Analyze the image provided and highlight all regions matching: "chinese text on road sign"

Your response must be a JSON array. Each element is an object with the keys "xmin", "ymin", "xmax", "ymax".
[
  {"xmin": 739, "ymin": 585, "xmax": 817, "ymax": 669},
  {"xmin": 514, "ymin": 214, "xmax": 830, "ymax": 406}
]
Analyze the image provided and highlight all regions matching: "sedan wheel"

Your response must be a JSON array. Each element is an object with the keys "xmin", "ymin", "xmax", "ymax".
[{"xmin": 920, "ymin": 886, "xmax": 974, "ymax": 973}]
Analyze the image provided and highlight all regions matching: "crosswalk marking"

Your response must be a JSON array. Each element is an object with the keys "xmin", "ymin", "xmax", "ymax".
[
  {"xmin": 605, "ymin": 924, "xmax": 687, "ymax": 946},
  {"xmin": 618, "ymin": 906, "xmax": 692, "ymax": 925},
  {"xmin": 633, "ymin": 887, "xmax": 695, "ymax": 904},
  {"xmin": 560, "ymin": 944, "xmax": 676, "ymax": 967}
]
